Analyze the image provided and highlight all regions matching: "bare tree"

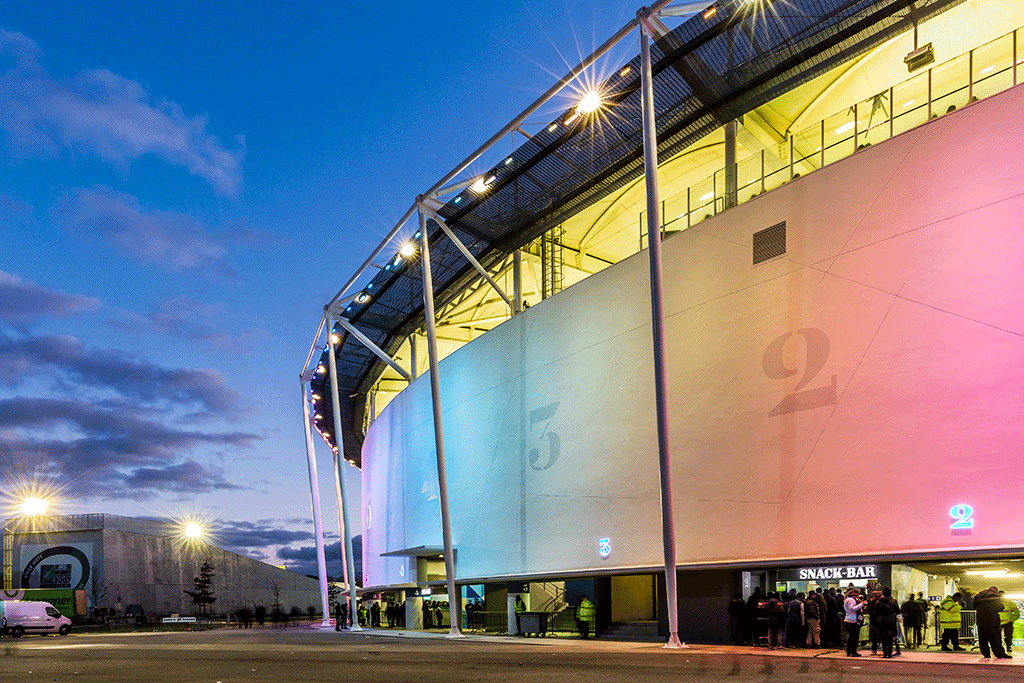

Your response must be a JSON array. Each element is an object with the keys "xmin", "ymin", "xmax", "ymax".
[
  {"xmin": 87, "ymin": 569, "xmax": 108, "ymax": 619},
  {"xmin": 270, "ymin": 582, "xmax": 282, "ymax": 612}
]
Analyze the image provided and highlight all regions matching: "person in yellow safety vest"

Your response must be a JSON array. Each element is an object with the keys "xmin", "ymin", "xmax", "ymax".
[
  {"xmin": 939, "ymin": 592, "xmax": 965, "ymax": 651},
  {"xmin": 576, "ymin": 595, "xmax": 596, "ymax": 639},
  {"xmin": 999, "ymin": 591, "xmax": 1020, "ymax": 654},
  {"xmin": 514, "ymin": 595, "xmax": 526, "ymax": 635}
]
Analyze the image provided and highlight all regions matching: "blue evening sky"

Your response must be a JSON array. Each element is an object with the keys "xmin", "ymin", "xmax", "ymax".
[{"xmin": 0, "ymin": 1, "xmax": 640, "ymax": 573}]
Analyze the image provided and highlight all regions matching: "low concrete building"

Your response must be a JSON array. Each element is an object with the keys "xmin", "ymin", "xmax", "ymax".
[{"xmin": 2, "ymin": 514, "xmax": 321, "ymax": 617}]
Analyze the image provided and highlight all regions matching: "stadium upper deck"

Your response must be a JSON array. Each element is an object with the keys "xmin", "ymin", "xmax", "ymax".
[{"xmin": 304, "ymin": 0, "xmax": 1019, "ymax": 465}]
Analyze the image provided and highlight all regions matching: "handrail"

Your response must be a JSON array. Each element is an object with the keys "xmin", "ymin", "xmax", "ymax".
[{"xmin": 641, "ymin": 26, "xmax": 1022, "ymax": 246}]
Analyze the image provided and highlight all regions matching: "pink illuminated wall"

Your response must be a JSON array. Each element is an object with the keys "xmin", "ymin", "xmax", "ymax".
[{"xmin": 361, "ymin": 85, "xmax": 1024, "ymax": 588}]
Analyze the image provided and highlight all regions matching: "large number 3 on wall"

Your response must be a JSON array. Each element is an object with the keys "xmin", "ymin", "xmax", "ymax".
[
  {"xmin": 763, "ymin": 328, "xmax": 838, "ymax": 417},
  {"xmin": 527, "ymin": 402, "xmax": 560, "ymax": 471}
]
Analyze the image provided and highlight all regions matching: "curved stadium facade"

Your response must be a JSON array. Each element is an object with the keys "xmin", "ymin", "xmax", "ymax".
[{"xmin": 302, "ymin": 0, "xmax": 1024, "ymax": 642}]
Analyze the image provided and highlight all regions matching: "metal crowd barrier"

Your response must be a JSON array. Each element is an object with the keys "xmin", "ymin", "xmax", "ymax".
[{"xmin": 930, "ymin": 609, "xmax": 978, "ymax": 649}]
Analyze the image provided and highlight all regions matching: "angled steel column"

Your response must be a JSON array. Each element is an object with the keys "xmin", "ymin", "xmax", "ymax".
[
  {"xmin": 334, "ymin": 317, "xmax": 412, "ymax": 381},
  {"xmin": 639, "ymin": 9, "xmax": 685, "ymax": 649},
  {"xmin": 410, "ymin": 334, "xmax": 418, "ymax": 379},
  {"xmin": 326, "ymin": 326, "xmax": 362, "ymax": 631},
  {"xmin": 421, "ymin": 206, "xmax": 513, "ymax": 311},
  {"xmin": 418, "ymin": 206, "xmax": 463, "ymax": 638},
  {"xmin": 301, "ymin": 377, "xmax": 332, "ymax": 627}
]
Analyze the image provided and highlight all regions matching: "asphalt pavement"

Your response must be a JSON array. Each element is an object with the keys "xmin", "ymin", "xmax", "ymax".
[{"xmin": 4, "ymin": 625, "xmax": 1024, "ymax": 682}]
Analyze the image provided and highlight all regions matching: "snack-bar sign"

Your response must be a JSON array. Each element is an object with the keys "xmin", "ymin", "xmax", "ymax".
[{"xmin": 779, "ymin": 565, "xmax": 880, "ymax": 581}]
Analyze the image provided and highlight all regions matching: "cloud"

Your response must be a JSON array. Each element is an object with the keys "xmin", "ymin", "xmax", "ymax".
[
  {"xmin": 57, "ymin": 187, "xmax": 245, "ymax": 277},
  {"xmin": 0, "ymin": 270, "xmax": 100, "ymax": 329},
  {"xmin": 1, "ymin": 194, "xmax": 34, "ymax": 223},
  {"xmin": 0, "ymin": 333, "xmax": 246, "ymax": 421},
  {"xmin": 0, "ymin": 28, "xmax": 244, "ymax": 196},
  {"xmin": 123, "ymin": 460, "xmax": 240, "ymax": 493},
  {"xmin": 215, "ymin": 520, "xmax": 315, "ymax": 549},
  {"xmin": 0, "ymin": 396, "xmax": 257, "ymax": 498},
  {"xmin": 107, "ymin": 295, "xmax": 269, "ymax": 351},
  {"xmin": 278, "ymin": 536, "xmax": 362, "ymax": 578}
]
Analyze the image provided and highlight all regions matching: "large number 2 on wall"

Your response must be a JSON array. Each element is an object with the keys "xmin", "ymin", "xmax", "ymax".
[{"xmin": 763, "ymin": 328, "xmax": 837, "ymax": 417}]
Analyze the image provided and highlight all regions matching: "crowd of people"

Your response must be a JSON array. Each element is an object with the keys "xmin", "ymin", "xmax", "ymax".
[
  {"xmin": 331, "ymin": 597, "xmax": 487, "ymax": 630},
  {"xmin": 334, "ymin": 599, "xmax": 403, "ymax": 629},
  {"xmin": 729, "ymin": 584, "xmax": 1020, "ymax": 658}
]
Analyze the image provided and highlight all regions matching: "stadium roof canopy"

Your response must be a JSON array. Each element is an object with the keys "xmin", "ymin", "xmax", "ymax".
[{"xmin": 307, "ymin": 0, "xmax": 966, "ymax": 464}]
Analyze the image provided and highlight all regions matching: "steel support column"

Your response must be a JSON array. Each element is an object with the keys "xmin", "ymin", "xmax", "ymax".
[
  {"xmin": 639, "ymin": 9, "xmax": 685, "ymax": 649},
  {"xmin": 332, "ymin": 449, "xmax": 350, "ymax": 609},
  {"xmin": 724, "ymin": 119, "xmax": 737, "ymax": 209},
  {"xmin": 326, "ymin": 330, "xmax": 362, "ymax": 631},
  {"xmin": 418, "ymin": 205, "xmax": 463, "ymax": 638},
  {"xmin": 513, "ymin": 250, "xmax": 522, "ymax": 314},
  {"xmin": 301, "ymin": 378, "xmax": 332, "ymax": 627}
]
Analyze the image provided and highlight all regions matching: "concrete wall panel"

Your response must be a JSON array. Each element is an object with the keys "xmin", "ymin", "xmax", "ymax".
[{"xmin": 363, "ymin": 86, "xmax": 1024, "ymax": 585}]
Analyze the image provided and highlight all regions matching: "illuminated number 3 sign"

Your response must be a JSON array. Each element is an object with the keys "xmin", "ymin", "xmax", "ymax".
[
  {"xmin": 950, "ymin": 504, "xmax": 974, "ymax": 529},
  {"xmin": 598, "ymin": 538, "xmax": 611, "ymax": 558}
]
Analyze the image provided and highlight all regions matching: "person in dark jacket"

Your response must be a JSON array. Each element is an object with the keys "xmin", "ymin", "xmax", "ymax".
[
  {"xmin": 824, "ymin": 588, "xmax": 840, "ymax": 647},
  {"xmin": 729, "ymin": 594, "xmax": 746, "ymax": 644},
  {"xmin": 812, "ymin": 590, "xmax": 828, "ymax": 645},
  {"xmin": 873, "ymin": 587, "xmax": 900, "ymax": 658},
  {"xmin": 865, "ymin": 590, "xmax": 881, "ymax": 655},
  {"xmin": 786, "ymin": 592, "xmax": 806, "ymax": 648},
  {"xmin": 745, "ymin": 587, "xmax": 764, "ymax": 646},
  {"xmin": 803, "ymin": 591, "xmax": 821, "ymax": 647},
  {"xmin": 901, "ymin": 596, "xmax": 924, "ymax": 648},
  {"xmin": 767, "ymin": 592, "xmax": 786, "ymax": 650},
  {"xmin": 975, "ymin": 586, "xmax": 1011, "ymax": 659},
  {"xmin": 422, "ymin": 599, "xmax": 433, "ymax": 629}
]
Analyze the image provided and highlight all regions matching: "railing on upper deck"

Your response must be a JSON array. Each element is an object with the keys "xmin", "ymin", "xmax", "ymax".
[{"xmin": 640, "ymin": 27, "xmax": 1023, "ymax": 247}]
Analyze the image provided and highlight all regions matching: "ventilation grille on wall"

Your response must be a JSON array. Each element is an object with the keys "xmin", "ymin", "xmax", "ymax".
[{"xmin": 753, "ymin": 222, "xmax": 786, "ymax": 264}]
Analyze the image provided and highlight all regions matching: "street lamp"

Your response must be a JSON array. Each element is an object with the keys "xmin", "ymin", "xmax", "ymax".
[
  {"xmin": 5, "ymin": 496, "xmax": 51, "ymax": 589},
  {"xmin": 20, "ymin": 497, "xmax": 49, "ymax": 516}
]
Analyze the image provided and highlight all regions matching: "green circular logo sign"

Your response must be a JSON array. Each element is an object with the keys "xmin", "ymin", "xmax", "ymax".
[{"xmin": 20, "ymin": 546, "xmax": 91, "ymax": 590}]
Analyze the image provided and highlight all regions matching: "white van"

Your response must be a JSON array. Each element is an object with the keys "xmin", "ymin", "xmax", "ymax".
[{"xmin": 0, "ymin": 600, "xmax": 73, "ymax": 637}]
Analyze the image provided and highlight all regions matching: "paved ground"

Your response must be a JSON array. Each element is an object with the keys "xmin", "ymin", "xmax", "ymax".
[{"xmin": 4, "ymin": 625, "xmax": 1024, "ymax": 682}]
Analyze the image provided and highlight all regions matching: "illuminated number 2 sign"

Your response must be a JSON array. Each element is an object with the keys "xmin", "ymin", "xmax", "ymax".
[
  {"xmin": 950, "ymin": 504, "xmax": 974, "ymax": 529},
  {"xmin": 598, "ymin": 538, "xmax": 611, "ymax": 559}
]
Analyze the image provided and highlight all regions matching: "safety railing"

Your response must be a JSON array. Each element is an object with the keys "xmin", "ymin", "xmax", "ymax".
[{"xmin": 641, "ymin": 27, "xmax": 1024, "ymax": 248}]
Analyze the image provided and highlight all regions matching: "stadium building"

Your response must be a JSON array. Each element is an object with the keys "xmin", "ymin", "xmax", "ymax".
[
  {"xmin": 300, "ymin": 0, "xmax": 1024, "ymax": 642},
  {"xmin": 2, "ymin": 514, "xmax": 322, "ymax": 619}
]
